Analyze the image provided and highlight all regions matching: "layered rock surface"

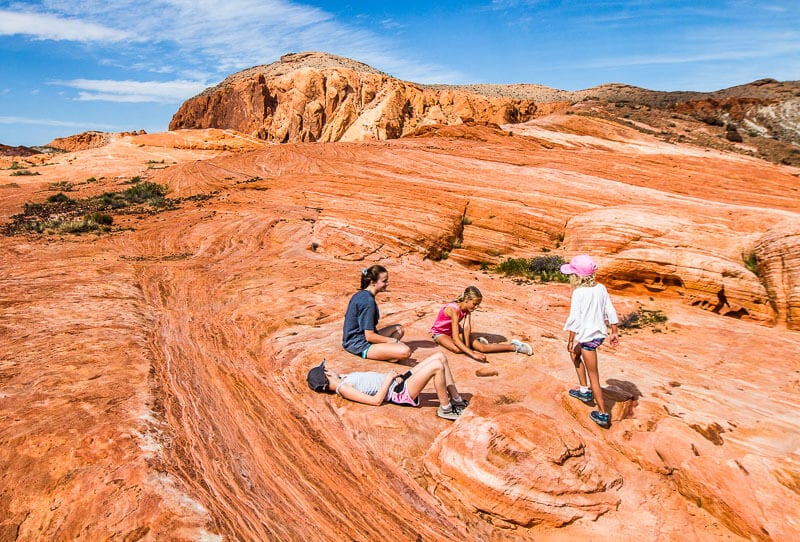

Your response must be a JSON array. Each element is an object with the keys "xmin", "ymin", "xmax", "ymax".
[{"xmin": 1, "ymin": 118, "xmax": 800, "ymax": 541}]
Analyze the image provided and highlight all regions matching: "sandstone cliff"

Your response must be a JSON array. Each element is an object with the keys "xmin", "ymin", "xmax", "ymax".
[
  {"xmin": 169, "ymin": 51, "xmax": 539, "ymax": 143},
  {"xmin": 168, "ymin": 52, "xmax": 799, "ymax": 168}
]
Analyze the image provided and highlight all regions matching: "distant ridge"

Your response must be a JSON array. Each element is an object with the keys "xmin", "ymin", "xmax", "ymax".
[{"xmin": 169, "ymin": 52, "xmax": 800, "ymax": 164}]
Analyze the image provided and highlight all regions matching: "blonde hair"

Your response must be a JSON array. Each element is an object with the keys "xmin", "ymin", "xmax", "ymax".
[
  {"xmin": 570, "ymin": 273, "xmax": 596, "ymax": 290},
  {"xmin": 455, "ymin": 285, "xmax": 482, "ymax": 303}
]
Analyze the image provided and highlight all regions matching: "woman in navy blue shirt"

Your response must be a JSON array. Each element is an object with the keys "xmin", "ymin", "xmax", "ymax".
[{"xmin": 342, "ymin": 265, "xmax": 412, "ymax": 362}]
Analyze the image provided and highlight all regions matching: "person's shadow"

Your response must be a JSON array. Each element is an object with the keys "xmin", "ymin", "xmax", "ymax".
[
  {"xmin": 417, "ymin": 391, "xmax": 473, "ymax": 408},
  {"xmin": 405, "ymin": 339, "xmax": 436, "ymax": 352},
  {"xmin": 602, "ymin": 379, "xmax": 643, "ymax": 414}
]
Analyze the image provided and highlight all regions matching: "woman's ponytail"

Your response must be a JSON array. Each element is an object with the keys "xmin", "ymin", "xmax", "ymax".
[{"xmin": 361, "ymin": 265, "xmax": 387, "ymax": 289}]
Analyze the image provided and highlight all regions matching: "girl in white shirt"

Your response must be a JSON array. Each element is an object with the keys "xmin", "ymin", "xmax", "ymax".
[{"xmin": 560, "ymin": 255, "xmax": 619, "ymax": 428}]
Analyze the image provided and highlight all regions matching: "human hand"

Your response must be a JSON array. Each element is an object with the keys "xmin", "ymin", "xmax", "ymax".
[
  {"xmin": 609, "ymin": 333, "xmax": 619, "ymax": 347},
  {"xmin": 474, "ymin": 352, "xmax": 487, "ymax": 363}
]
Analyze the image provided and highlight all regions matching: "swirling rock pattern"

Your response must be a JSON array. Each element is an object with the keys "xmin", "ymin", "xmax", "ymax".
[{"xmin": 1, "ymin": 118, "xmax": 799, "ymax": 541}]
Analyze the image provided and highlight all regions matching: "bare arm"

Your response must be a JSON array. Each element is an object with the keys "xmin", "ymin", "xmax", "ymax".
[
  {"xmin": 566, "ymin": 330, "xmax": 576, "ymax": 353},
  {"xmin": 364, "ymin": 329, "xmax": 396, "ymax": 344},
  {"xmin": 447, "ymin": 307, "xmax": 480, "ymax": 359},
  {"xmin": 337, "ymin": 373, "xmax": 398, "ymax": 406},
  {"xmin": 608, "ymin": 324, "xmax": 619, "ymax": 347}
]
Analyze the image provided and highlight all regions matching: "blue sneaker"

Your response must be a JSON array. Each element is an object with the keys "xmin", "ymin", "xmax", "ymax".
[
  {"xmin": 590, "ymin": 410, "xmax": 610, "ymax": 428},
  {"xmin": 569, "ymin": 388, "xmax": 593, "ymax": 403}
]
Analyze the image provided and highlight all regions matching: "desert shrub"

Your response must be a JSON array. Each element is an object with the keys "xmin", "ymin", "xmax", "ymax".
[
  {"xmin": 620, "ymin": 308, "xmax": 668, "ymax": 331},
  {"xmin": 10, "ymin": 169, "xmax": 40, "ymax": 176},
  {"xmin": 698, "ymin": 115, "xmax": 724, "ymax": 127},
  {"xmin": 495, "ymin": 255, "xmax": 569, "ymax": 283},
  {"xmin": 122, "ymin": 181, "xmax": 167, "ymax": 203},
  {"xmin": 743, "ymin": 252, "xmax": 759, "ymax": 276},
  {"xmin": 3, "ymin": 181, "xmax": 171, "ymax": 236},
  {"xmin": 46, "ymin": 192, "xmax": 73, "ymax": 204},
  {"xmin": 725, "ymin": 127, "xmax": 743, "ymax": 142},
  {"xmin": 49, "ymin": 181, "xmax": 75, "ymax": 191},
  {"xmin": 98, "ymin": 191, "xmax": 130, "ymax": 209},
  {"xmin": 85, "ymin": 212, "xmax": 113, "ymax": 226}
]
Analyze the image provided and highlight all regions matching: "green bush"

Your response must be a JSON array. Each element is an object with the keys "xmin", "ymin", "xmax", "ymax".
[
  {"xmin": 744, "ymin": 252, "xmax": 759, "ymax": 276},
  {"xmin": 495, "ymin": 255, "xmax": 569, "ymax": 283},
  {"xmin": 85, "ymin": 212, "xmax": 113, "ymax": 226},
  {"xmin": 620, "ymin": 308, "xmax": 668, "ymax": 330},
  {"xmin": 122, "ymin": 181, "xmax": 168, "ymax": 203},
  {"xmin": 46, "ymin": 192, "xmax": 74, "ymax": 204}
]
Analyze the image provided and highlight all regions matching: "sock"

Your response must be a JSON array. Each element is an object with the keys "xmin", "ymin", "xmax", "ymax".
[
  {"xmin": 441, "ymin": 402, "xmax": 452, "ymax": 411},
  {"xmin": 580, "ymin": 386, "xmax": 590, "ymax": 393},
  {"xmin": 451, "ymin": 394, "xmax": 463, "ymax": 403}
]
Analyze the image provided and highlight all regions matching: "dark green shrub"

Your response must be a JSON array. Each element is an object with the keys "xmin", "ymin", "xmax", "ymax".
[
  {"xmin": 620, "ymin": 308, "xmax": 668, "ymax": 330},
  {"xmin": 47, "ymin": 192, "xmax": 73, "ymax": 204},
  {"xmin": 85, "ymin": 212, "xmax": 113, "ymax": 226},
  {"xmin": 744, "ymin": 252, "xmax": 759, "ymax": 276},
  {"xmin": 122, "ymin": 181, "xmax": 168, "ymax": 203},
  {"xmin": 495, "ymin": 255, "xmax": 569, "ymax": 283},
  {"xmin": 49, "ymin": 181, "xmax": 74, "ymax": 191}
]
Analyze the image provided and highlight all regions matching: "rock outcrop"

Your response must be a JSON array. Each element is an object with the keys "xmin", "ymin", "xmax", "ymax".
[
  {"xmin": 46, "ymin": 130, "xmax": 147, "ymax": 152},
  {"xmin": 169, "ymin": 51, "xmax": 538, "ymax": 143}
]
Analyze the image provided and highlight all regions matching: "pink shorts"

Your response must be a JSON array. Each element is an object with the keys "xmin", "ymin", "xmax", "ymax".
[{"xmin": 388, "ymin": 381, "xmax": 420, "ymax": 407}]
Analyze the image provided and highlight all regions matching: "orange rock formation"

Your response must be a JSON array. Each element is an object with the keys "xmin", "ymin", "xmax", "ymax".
[
  {"xmin": 169, "ymin": 52, "xmax": 538, "ymax": 143},
  {"xmin": 1, "ymin": 116, "xmax": 799, "ymax": 541}
]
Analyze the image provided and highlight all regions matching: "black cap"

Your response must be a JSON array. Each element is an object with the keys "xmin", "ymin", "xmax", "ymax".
[{"xmin": 307, "ymin": 359, "xmax": 328, "ymax": 392}]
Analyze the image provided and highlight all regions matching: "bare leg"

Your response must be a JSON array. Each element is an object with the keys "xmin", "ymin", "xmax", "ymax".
[
  {"xmin": 581, "ymin": 348, "xmax": 607, "ymax": 414},
  {"xmin": 365, "ymin": 340, "xmax": 412, "ymax": 362},
  {"xmin": 439, "ymin": 355, "xmax": 463, "ymax": 401},
  {"xmin": 434, "ymin": 334, "xmax": 462, "ymax": 355},
  {"xmin": 404, "ymin": 352, "xmax": 450, "ymax": 405},
  {"xmin": 571, "ymin": 343, "xmax": 589, "ymax": 387},
  {"xmin": 471, "ymin": 339, "xmax": 515, "ymax": 354}
]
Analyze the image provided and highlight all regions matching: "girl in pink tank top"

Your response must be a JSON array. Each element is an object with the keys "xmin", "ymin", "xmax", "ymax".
[{"xmin": 430, "ymin": 286, "xmax": 533, "ymax": 362}]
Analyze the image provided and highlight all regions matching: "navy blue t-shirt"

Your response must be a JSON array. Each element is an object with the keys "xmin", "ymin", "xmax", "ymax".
[{"xmin": 342, "ymin": 289, "xmax": 379, "ymax": 355}]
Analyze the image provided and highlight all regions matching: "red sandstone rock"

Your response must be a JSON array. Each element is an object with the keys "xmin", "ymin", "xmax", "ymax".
[{"xmin": 2, "ymin": 117, "xmax": 799, "ymax": 541}]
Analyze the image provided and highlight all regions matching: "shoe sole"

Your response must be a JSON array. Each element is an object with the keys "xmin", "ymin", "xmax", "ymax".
[{"xmin": 569, "ymin": 391, "xmax": 594, "ymax": 404}]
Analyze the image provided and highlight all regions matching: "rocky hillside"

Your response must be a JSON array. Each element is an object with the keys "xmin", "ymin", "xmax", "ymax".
[
  {"xmin": 170, "ymin": 52, "xmax": 800, "ymax": 165},
  {"xmin": 169, "ymin": 51, "xmax": 540, "ymax": 142}
]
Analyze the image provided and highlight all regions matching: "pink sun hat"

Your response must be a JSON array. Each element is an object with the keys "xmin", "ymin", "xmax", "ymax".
[{"xmin": 560, "ymin": 254, "xmax": 597, "ymax": 277}]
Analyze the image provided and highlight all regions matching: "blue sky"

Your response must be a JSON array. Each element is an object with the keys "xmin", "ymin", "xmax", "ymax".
[{"xmin": 1, "ymin": 0, "xmax": 798, "ymax": 146}]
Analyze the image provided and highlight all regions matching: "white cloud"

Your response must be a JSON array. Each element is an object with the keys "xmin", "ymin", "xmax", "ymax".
[
  {"xmin": 0, "ymin": 115, "xmax": 119, "ymax": 130},
  {"xmin": 53, "ymin": 78, "xmax": 209, "ymax": 103},
  {"xmin": 27, "ymin": 0, "xmax": 459, "ymax": 83},
  {"xmin": 0, "ymin": 9, "xmax": 131, "ymax": 41}
]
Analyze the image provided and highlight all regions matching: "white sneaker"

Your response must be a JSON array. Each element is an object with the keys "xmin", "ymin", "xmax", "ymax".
[
  {"xmin": 511, "ymin": 339, "xmax": 533, "ymax": 356},
  {"xmin": 477, "ymin": 337, "xmax": 489, "ymax": 345},
  {"xmin": 437, "ymin": 405, "xmax": 461, "ymax": 421}
]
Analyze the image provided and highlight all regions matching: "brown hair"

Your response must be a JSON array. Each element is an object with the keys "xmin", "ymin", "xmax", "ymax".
[{"xmin": 361, "ymin": 265, "xmax": 387, "ymax": 289}]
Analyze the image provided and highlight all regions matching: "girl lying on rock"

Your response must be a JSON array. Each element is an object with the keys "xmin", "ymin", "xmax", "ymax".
[
  {"xmin": 307, "ymin": 351, "xmax": 468, "ymax": 420},
  {"xmin": 430, "ymin": 285, "xmax": 533, "ymax": 362}
]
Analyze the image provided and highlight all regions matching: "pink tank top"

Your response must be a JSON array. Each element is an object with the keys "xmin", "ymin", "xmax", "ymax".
[{"xmin": 430, "ymin": 302, "xmax": 465, "ymax": 336}]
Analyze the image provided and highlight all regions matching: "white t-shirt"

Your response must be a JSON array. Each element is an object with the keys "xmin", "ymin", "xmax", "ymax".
[{"xmin": 564, "ymin": 284, "xmax": 618, "ymax": 343}]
